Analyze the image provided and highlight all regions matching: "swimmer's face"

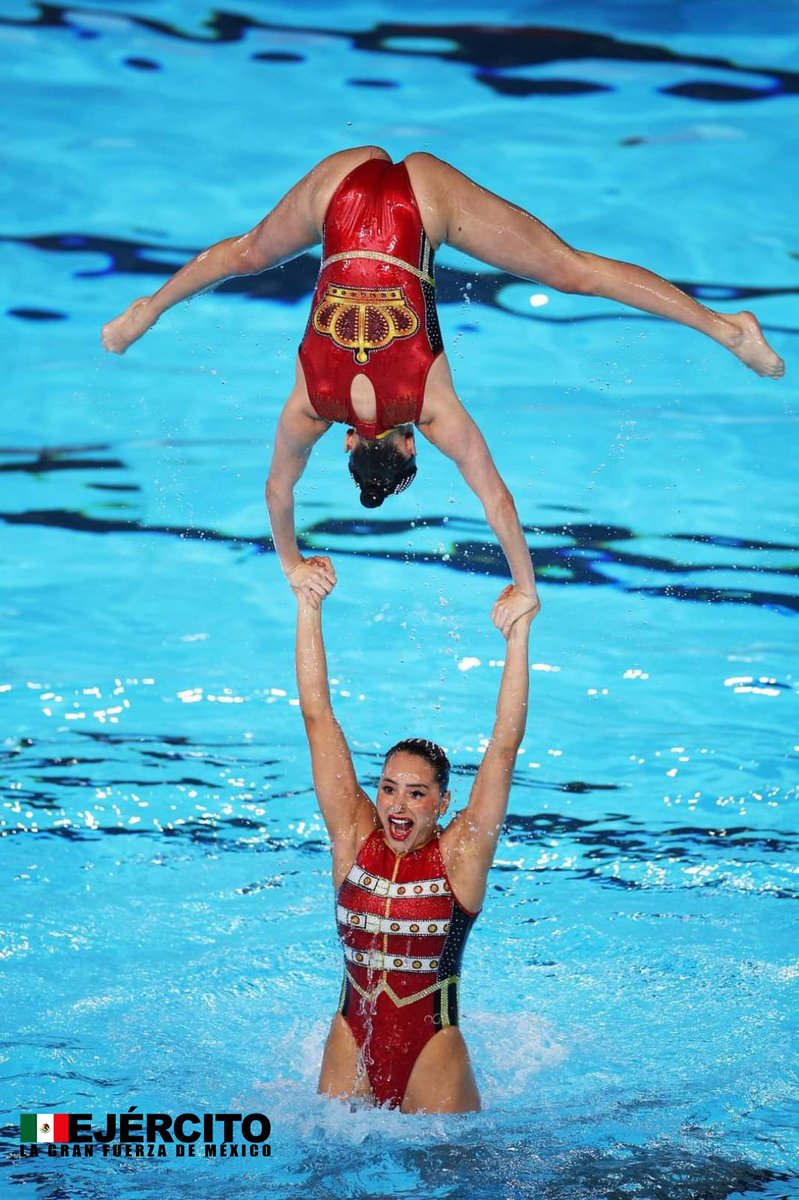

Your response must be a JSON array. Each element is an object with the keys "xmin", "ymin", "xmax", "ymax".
[{"xmin": 376, "ymin": 751, "xmax": 450, "ymax": 855}]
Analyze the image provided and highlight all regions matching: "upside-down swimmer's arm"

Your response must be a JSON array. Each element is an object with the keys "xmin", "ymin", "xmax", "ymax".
[
  {"xmin": 265, "ymin": 395, "xmax": 337, "ymax": 606},
  {"xmin": 421, "ymin": 397, "xmax": 540, "ymax": 632}
]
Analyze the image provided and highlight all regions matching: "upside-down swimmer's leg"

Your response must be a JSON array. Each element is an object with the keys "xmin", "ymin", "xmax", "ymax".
[{"xmin": 405, "ymin": 153, "xmax": 784, "ymax": 379}]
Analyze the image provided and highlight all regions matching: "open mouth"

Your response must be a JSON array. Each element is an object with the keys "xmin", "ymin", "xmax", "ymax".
[{"xmin": 387, "ymin": 815, "xmax": 414, "ymax": 842}]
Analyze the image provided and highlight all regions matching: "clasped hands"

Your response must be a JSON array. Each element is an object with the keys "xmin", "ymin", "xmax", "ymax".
[
  {"xmin": 285, "ymin": 556, "xmax": 338, "ymax": 608},
  {"xmin": 490, "ymin": 584, "xmax": 541, "ymax": 636}
]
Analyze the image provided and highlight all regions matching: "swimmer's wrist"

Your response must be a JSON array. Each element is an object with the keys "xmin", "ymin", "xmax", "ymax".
[{"xmin": 284, "ymin": 560, "xmax": 304, "ymax": 578}]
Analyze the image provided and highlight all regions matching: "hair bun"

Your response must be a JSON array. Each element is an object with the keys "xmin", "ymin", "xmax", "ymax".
[{"xmin": 359, "ymin": 483, "xmax": 386, "ymax": 508}]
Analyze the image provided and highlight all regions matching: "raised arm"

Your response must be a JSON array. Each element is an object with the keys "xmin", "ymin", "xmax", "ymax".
[
  {"xmin": 419, "ymin": 373, "xmax": 540, "ymax": 632},
  {"xmin": 440, "ymin": 607, "xmax": 533, "ymax": 911},
  {"xmin": 295, "ymin": 595, "xmax": 377, "ymax": 885},
  {"xmin": 406, "ymin": 153, "xmax": 784, "ymax": 380},
  {"xmin": 266, "ymin": 382, "xmax": 338, "ymax": 607}
]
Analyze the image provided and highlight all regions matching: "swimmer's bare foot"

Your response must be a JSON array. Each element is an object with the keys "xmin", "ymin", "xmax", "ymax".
[
  {"xmin": 723, "ymin": 311, "xmax": 785, "ymax": 378},
  {"xmin": 101, "ymin": 297, "xmax": 156, "ymax": 355}
]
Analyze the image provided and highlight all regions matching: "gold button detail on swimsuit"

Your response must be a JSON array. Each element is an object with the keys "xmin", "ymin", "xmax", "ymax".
[
  {"xmin": 363, "ymin": 876, "xmax": 372, "ymax": 886},
  {"xmin": 430, "ymin": 883, "xmax": 439, "ymax": 893},
  {"xmin": 427, "ymin": 924, "xmax": 437, "ymax": 933},
  {"xmin": 390, "ymin": 922, "xmax": 400, "ymax": 932},
  {"xmin": 442, "ymin": 881, "xmax": 450, "ymax": 891},
  {"xmin": 413, "ymin": 960, "xmax": 422, "ymax": 969},
  {"xmin": 444, "ymin": 922, "xmax": 450, "ymax": 932},
  {"xmin": 397, "ymin": 886, "xmax": 406, "ymax": 895},
  {"xmin": 409, "ymin": 923, "xmax": 419, "ymax": 933},
  {"xmin": 394, "ymin": 958, "xmax": 403, "ymax": 968},
  {"xmin": 355, "ymin": 953, "xmax": 364, "ymax": 962},
  {"xmin": 413, "ymin": 885, "xmax": 423, "ymax": 895},
  {"xmin": 350, "ymin": 915, "xmax": 360, "ymax": 925},
  {"xmin": 430, "ymin": 960, "xmax": 439, "ymax": 969}
]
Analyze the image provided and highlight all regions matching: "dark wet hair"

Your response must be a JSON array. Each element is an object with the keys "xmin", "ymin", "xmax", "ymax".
[
  {"xmin": 383, "ymin": 738, "xmax": 450, "ymax": 794},
  {"xmin": 348, "ymin": 434, "xmax": 417, "ymax": 508}
]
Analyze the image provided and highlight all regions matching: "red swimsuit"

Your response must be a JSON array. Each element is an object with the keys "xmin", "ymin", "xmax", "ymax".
[
  {"xmin": 299, "ymin": 158, "xmax": 444, "ymax": 440},
  {"xmin": 336, "ymin": 829, "xmax": 478, "ymax": 1108}
]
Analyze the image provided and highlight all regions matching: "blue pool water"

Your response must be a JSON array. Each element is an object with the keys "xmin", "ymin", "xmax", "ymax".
[{"xmin": 1, "ymin": 1, "xmax": 797, "ymax": 1196}]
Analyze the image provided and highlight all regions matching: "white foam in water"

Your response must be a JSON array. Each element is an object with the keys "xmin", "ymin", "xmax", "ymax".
[{"xmin": 468, "ymin": 1012, "xmax": 569, "ymax": 1105}]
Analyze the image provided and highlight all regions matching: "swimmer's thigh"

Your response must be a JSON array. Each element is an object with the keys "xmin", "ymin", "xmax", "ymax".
[
  {"xmin": 318, "ymin": 1013, "xmax": 374, "ymax": 1102},
  {"xmin": 401, "ymin": 1026, "xmax": 481, "ymax": 1114}
]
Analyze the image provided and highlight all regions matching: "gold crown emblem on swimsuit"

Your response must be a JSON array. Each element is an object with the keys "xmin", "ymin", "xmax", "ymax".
[{"xmin": 312, "ymin": 283, "xmax": 419, "ymax": 364}]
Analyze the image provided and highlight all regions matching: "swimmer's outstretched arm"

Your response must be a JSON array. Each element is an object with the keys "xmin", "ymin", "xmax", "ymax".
[
  {"xmin": 419, "ymin": 380, "xmax": 540, "ymax": 632},
  {"xmin": 295, "ymin": 593, "xmax": 377, "ymax": 883},
  {"xmin": 406, "ymin": 153, "xmax": 784, "ymax": 379},
  {"xmin": 266, "ymin": 386, "xmax": 337, "ymax": 606},
  {"xmin": 440, "ymin": 605, "xmax": 533, "ymax": 912}
]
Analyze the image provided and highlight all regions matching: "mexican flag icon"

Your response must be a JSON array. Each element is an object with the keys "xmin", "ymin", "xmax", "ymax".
[{"xmin": 20, "ymin": 1114, "xmax": 70, "ymax": 1143}]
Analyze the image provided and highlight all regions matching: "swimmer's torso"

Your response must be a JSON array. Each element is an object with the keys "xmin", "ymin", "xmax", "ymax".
[
  {"xmin": 299, "ymin": 158, "xmax": 444, "ymax": 439},
  {"xmin": 336, "ymin": 828, "xmax": 477, "ymax": 1107}
]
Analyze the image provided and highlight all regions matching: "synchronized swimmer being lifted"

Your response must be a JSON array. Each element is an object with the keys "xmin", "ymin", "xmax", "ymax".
[{"xmin": 102, "ymin": 145, "xmax": 784, "ymax": 633}]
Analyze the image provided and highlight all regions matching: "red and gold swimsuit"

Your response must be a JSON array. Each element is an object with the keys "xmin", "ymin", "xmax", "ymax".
[
  {"xmin": 336, "ymin": 829, "xmax": 478, "ymax": 1108},
  {"xmin": 299, "ymin": 158, "xmax": 444, "ymax": 440}
]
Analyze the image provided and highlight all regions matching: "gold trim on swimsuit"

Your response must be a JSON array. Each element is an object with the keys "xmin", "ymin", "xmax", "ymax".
[
  {"xmin": 320, "ymin": 250, "xmax": 435, "ymax": 288},
  {"xmin": 344, "ymin": 967, "xmax": 459, "ymax": 1010}
]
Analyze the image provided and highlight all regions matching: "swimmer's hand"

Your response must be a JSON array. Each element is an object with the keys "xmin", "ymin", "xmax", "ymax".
[
  {"xmin": 101, "ymin": 297, "xmax": 156, "ymax": 355},
  {"xmin": 491, "ymin": 584, "xmax": 541, "ymax": 636},
  {"xmin": 287, "ymin": 555, "xmax": 337, "ymax": 608}
]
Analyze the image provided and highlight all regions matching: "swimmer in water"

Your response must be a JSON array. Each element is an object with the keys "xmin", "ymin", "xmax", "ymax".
[
  {"xmin": 102, "ymin": 147, "xmax": 785, "ymax": 628},
  {"xmin": 293, "ymin": 578, "xmax": 533, "ymax": 1111}
]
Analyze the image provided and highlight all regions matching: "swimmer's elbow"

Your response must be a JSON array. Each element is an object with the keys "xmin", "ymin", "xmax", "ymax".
[
  {"xmin": 481, "ymin": 480, "xmax": 517, "ymax": 524},
  {"xmin": 265, "ymin": 474, "xmax": 293, "ymax": 511},
  {"xmin": 489, "ymin": 735, "xmax": 524, "ymax": 771},
  {"xmin": 300, "ymin": 704, "xmax": 337, "ymax": 736}
]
